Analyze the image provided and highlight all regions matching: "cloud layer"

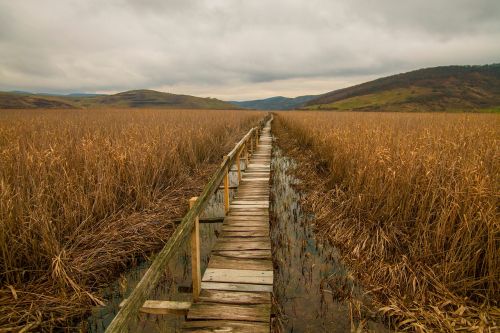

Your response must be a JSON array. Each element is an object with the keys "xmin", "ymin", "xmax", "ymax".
[{"xmin": 0, "ymin": 0, "xmax": 499, "ymax": 100}]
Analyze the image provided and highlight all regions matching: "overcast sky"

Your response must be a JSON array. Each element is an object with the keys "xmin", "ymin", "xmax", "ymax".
[{"xmin": 0, "ymin": 0, "xmax": 499, "ymax": 100}]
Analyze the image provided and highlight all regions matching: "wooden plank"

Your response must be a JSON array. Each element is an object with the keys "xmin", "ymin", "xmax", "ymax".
[
  {"xmin": 231, "ymin": 200, "xmax": 269, "ymax": 205},
  {"xmin": 221, "ymin": 225, "xmax": 269, "ymax": 231},
  {"xmin": 213, "ymin": 241, "xmax": 271, "ymax": 251},
  {"xmin": 203, "ymin": 268, "xmax": 273, "ymax": 285},
  {"xmin": 231, "ymin": 204, "xmax": 269, "ymax": 209},
  {"xmin": 225, "ymin": 216, "xmax": 269, "ymax": 221},
  {"xmin": 221, "ymin": 230, "xmax": 269, "ymax": 238},
  {"xmin": 224, "ymin": 222, "xmax": 268, "ymax": 228},
  {"xmin": 202, "ymin": 268, "xmax": 273, "ymax": 285},
  {"xmin": 187, "ymin": 303, "xmax": 270, "ymax": 322},
  {"xmin": 199, "ymin": 289, "xmax": 270, "ymax": 304},
  {"xmin": 218, "ymin": 236, "xmax": 269, "ymax": 243},
  {"xmin": 214, "ymin": 250, "xmax": 271, "ymax": 259},
  {"xmin": 201, "ymin": 281, "xmax": 273, "ymax": 293},
  {"xmin": 229, "ymin": 211, "xmax": 269, "ymax": 216},
  {"xmin": 119, "ymin": 300, "xmax": 191, "ymax": 315},
  {"xmin": 182, "ymin": 320, "xmax": 269, "ymax": 333},
  {"xmin": 208, "ymin": 255, "xmax": 273, "ymax": 271}
]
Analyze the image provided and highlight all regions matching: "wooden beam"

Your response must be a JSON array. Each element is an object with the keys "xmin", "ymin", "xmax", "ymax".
[{"xmin": 190, "ymin": 197, "xmax": 201, "ymax": 301}]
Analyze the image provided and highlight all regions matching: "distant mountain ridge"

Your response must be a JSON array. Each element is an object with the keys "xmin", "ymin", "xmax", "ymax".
[
  {"xmin": 0, "ymin": 89, "xmax": 238, "ymax": 109},
  {"xmin": 303, "ymin": 64, "xmax": 500, "ymax": 112},
  {"xmin": 229, "ymin": 95, "xmax": 318, "ymax": 110},
  {"xmin": 3, "ymin": 64, "xmax": 499, "ymax": 111}
]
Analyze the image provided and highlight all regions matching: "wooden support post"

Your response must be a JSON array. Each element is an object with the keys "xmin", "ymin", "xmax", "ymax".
[
  {"xmin": 236, "ymin": 152, "xmax": 241, "ymax": 183},
  {"xmin": 256, "ymin": 128, "xmax": 259, "ymax": 146},
  {"xmin": 223, "ymin": 167, "xmax": 230, "ymax": 214},
  {"xmin": 189, "ymin": 197, "xmax": 201, "ymax": 301},
  {"xmin": 250, "ymin": 135, "xmax": 254, "ymax": 155},
  {"xmin": 245, "ymin": 144, "xmax": 249, "ymax": 166}
]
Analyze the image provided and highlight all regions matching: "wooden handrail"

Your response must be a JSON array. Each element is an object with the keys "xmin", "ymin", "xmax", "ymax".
[{"xmin": 105, "ymin": 114, "xmax": 271, "ymax": 332}]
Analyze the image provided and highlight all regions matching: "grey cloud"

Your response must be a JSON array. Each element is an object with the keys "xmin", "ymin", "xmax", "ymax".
[{"xmin": 0, "ymin": 0, "xmax": 499, "ymax": 99}]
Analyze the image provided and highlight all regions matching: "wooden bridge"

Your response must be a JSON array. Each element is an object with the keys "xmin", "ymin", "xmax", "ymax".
[{"xmin": 107, "ymin": 115, "xmax": 273, "ymax": 332}]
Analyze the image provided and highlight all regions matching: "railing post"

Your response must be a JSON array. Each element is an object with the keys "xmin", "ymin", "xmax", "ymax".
[
  {"xmin": 256, "ymin": 128, "xmax": 259, "ymax": 146},
  {"xmin": 245, "ymin": 143, "xmax": 249, "ymax": 168},
  {"xmin": 250, "ymin": 132, "xmax": 254, "ymax": 155},
  {"xmin": 189, "ymin": 197, "xmax": 201, "ymax": 301},
  {"xmin": 223, "ymin": 166, "xmax": 230, "ymax": 214},
  {"xmin": 236, "ymin": 151, "xmax": 241, "ymax": 183}
]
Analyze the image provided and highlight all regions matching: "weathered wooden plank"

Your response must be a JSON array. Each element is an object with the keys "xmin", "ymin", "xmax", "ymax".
[
  {"xmin": 208, "ymin": 255, "xmax": 273, "ymax": 271},
  {"xmin": 215, "ymin": 249, "xmax": 272, "ymax": 259},
  {"xmin": 182, "ymin": 320, "xmax": 269, "ymax": 333},
  {"xmin": 229, "ymin": 211, "xmax": 269, "ymax": 216},
  {"xmin": 203, "ymin": 268, "xmax": 273, "ymax": 285},
  {"xmin": 218, "ymin": 236, "xmax": 269, "ymax": 243},
  {"xmin": 221, "ymin": 230, "xmax": 269, "ymax": 238},
  {"xmin": 198, "ymin": 289, "xmax": 271, "ymax": 304},
  {"xmin": 187, "ymin": 303, "xmax": 270, "ymax": 322},
  {"xmin": 231, "ymin": 203, "xmax": 269, "ymax": 207},
  {"xmin": 201, "ymin": 281, "xmax": 273, "ymax": 293},
  {"xmin": 119, "ymin": 300, "xmax": 191, "ymax": 315},
  {"xmin": 226, "ymin": 215, "xmax": 269, "ymax": 219},
  {"xmin": 222, "ymin": 225, "xmax": 269, "ymax": 231},
  {"xmin": 224, "ymin": 222, "xmax": 268, "ymax": 228},
  {"xmin": 213, "ymin": 241, "xmax": 271, "ymax": 251}
]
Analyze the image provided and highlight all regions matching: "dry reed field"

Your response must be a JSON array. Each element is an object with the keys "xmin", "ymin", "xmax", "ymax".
[
  {"xmin": 0, "ymin": 108, "xmax": 263, "ymax": 330},
  {"xmin": 274, "ymin": 111, "xmax": 499, "ymax": 332}
]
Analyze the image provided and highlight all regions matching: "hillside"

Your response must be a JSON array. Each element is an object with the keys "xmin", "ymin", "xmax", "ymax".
[
  {"xmin": 0, "ymin": 90, "xmax": 238, "ymax": 109},
  {"xmin": 303, "ymin": 64, "xmax": 500, "ymax": 112},
  {"xmin": 230, "ymin": 95, "xmax": 317, "ymax": 110}
]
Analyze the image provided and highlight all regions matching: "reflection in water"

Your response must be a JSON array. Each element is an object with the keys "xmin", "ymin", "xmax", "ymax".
[{"xmin": 270, "ymin": 148, "xmax": 389, "ymax": 333}]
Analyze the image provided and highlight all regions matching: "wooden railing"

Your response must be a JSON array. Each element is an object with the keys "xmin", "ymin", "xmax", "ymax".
[{"xmin": 105, "ymin": 114, "xmax": 272, "ymax": 332}]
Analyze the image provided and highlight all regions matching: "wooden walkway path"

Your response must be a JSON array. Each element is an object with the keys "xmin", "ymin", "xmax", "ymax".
[{"xmin": 182, "ymin": 121, "xmax": 273, "ymax": 332}]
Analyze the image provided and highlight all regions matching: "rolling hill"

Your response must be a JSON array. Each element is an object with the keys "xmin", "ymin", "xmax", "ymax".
[
  {"xmin": 0, "ymin": 90, "xmax": 238, "ymax": 109},
  {"xmin": 229, "ymin": 95, "xmax": 317, "ymax": 110},
  {"xmin": 303, "ymin": 64, "xmax": 500, "ymax": 112}
]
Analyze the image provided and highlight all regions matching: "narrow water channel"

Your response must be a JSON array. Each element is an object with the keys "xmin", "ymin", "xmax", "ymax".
[{"xmin": 270, "ymin": 147, "xmax": 389, "ymax": 333}]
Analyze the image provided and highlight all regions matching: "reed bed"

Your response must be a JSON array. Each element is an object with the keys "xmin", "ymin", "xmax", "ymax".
[
  {"xmin": 274, "ymin": 111, "xmax": 499, "ymax": 332},
  {"xmin": 0, "ymin": 108, "xmax": 262, "ymax": 330}
]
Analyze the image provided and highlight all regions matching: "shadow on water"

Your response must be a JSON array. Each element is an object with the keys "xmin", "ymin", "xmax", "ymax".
[
  {"xmin": 270, "ymin": 147, "xmax": 390, "ymax": 333},
  {"xmin": 82, "ymin": 171, "xmax": 241, "ymax": 332}
]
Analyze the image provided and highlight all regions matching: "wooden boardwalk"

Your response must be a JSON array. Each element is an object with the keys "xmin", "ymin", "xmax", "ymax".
[{"xmin": 182, "ymin": 121, "xmax": 273, "ymax": 332}]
